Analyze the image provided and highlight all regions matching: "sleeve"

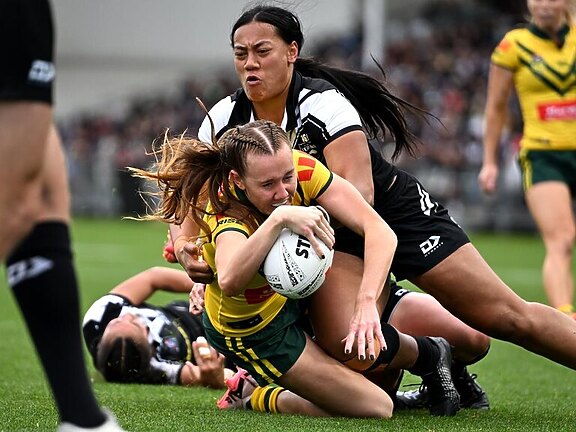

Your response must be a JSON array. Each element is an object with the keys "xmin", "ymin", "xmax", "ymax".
[
  {"xmin": 198, "ymin": 96, "xmax": 235, "ymax": 143},
  {"xmin": 149, "ymin": 357, "xmax": 185, "ymax": 385},
  {"xmin": 293, "ymin": 150, "xmax": 334, "ymax": 202},
  {"xmin": 491, "ymin": 31, "xmax": 519, "ymax": 71},
  {"xmin": 301, "ymin": 89, "xmax": 363, "ymax": 145}
]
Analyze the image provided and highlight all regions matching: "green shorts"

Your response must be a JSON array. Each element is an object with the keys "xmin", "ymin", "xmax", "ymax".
[
  {"xmin": 202, "ymin": 299, "xmax": 306, "ymax": 386},
  {"xmin": 518, "ymin": 149, "xmax": 576, "ymax": 195}
]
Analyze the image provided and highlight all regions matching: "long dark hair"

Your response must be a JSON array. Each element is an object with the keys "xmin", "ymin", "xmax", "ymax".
[{"xmin": 231, "ymin": 5, "xmax": 427, "ymax": 160}]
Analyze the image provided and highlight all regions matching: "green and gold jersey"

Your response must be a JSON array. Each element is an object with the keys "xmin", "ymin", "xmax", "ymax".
[
  {"xmin": 491, "ymin": 24, "xmax": 576, "ymax": 150},
  {"xmin": 202, "ymin": 150, "xmax": 333, "ymax": 337}
]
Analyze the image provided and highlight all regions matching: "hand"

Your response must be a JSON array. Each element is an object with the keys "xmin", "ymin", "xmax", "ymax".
[
  {"xmin": 343, "ymin": 300, "xmax": 386, "ymax": 363},
  {"xmin": 162, "ymin": 230, "xmax": 178, "ymax": 263},
  {"xmin": 176, "ymin": 240, "xmax": 215, "ymax": 284},
  {"xmin": 189, "ymin": 282, "xmax": 205, "ymax": 315},
  {"xmin": 180, "ymin": 340, "xmax": 227, "ymax": 389},
  {"xmin": 275, "ymin": 206, "xmax": 335, "ymax": 258},
  {"xmin": 478, "ymin": 163, "xmax": 499, "ymax": 194}
]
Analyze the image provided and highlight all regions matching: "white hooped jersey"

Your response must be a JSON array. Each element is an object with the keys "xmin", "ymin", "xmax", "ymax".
[{"xmin": 82, "ymin": 295, "xmax": 204, "ymax": 384}]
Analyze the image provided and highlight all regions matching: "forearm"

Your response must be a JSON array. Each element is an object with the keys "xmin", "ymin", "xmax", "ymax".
[
  {"xmin": 483, "ymin": 64, "xmax": 514, "ymax": 166},
  {"xmin": 216, "ymin": 213, "xmax": 284, "ymax": 295},
  {"xmin": 358, "ymin": 224, "xmax": 397, "ymax": 304},
  {"xmin": 482, "ymin": 110, "xmax": 506, "ymax": 165}
]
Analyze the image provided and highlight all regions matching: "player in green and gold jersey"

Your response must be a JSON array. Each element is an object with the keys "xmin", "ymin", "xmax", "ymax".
[{"xmin": 480, "ymin": 0, "xmax": 576, "ymax": 317}]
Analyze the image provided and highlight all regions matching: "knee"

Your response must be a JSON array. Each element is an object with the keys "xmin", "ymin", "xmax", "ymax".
[
  {"xmin": 480, "ymin": 303, "xmax": 536, "ymax": 344},
  {"xmin": 546, "ymin": 229, "xmax": 575, "ymax": 256}
]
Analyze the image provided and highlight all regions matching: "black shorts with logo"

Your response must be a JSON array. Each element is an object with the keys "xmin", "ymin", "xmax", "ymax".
[
  {"xmin": 335, "ymin": 169, "xmax": 470, "ymax": 281},
  {"xmin": 0, "ymin": 0, "xmax": 55, "ymax": 104}
]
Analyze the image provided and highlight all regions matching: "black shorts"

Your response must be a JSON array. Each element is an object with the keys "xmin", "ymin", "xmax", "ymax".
[
  {"xmin": 335, "ymin": 169, "xmax": 470, "ymax": 281},
  {"xmin": 380, "ymin": 281, "xmax": 413, "ymax": 323},
  {"xmin": 0, "ymin": 0, "xmax": 55, "ymax": 104}
]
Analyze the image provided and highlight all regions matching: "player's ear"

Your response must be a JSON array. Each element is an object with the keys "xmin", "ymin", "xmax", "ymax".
[
  {"xmin": 288, "ymin": 41, "xmax": 298, "ymax": 64},
  {"xmin": 230, "ymin": 170, "xmax": 245, "ymax": 190}
]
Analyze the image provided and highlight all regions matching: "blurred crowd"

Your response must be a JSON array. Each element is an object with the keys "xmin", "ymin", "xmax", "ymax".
[{"xmin": 58, "ymin": 1, "xmax": 532, "ymax": 232}]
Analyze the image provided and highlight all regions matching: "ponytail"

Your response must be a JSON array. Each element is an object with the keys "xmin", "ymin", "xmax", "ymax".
[{"xmin": 295, "ymin": 57, "xmax": 427, "ymax": 160}]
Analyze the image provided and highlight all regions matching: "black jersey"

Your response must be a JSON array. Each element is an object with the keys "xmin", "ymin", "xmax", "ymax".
[{"xmin": 82, "ymin": 295, "xmax": 205, "ymax": 384}]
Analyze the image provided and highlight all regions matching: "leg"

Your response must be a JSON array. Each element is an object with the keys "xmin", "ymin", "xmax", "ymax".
[
  {"xmin": 411, "ymin": 243, "xmax": 576, "ymax": 369},
  {"xmin": 390, "ymin": 290, "xmax": 490, "ymax": 410},
  {"xmin": 279, "ymin": 336, "xmax": 394, "ymax": 418},
  {"xmin": 6, "ymin": 126, "xmax": 120, "ymax": 430},
  {"xmin": 525, "ymin": 182, "xmax": 575, "ymax": 312},
  {"xmin": 0, "ymin": 102, "xmax": 50, "ymax": 259},
  {"xmin": 309, "ymin": 252, "xmax": 459, "ymax": 415},
  {"xmin": 389, "ymin": 291, "xmax": 490, "ymax": 363}
]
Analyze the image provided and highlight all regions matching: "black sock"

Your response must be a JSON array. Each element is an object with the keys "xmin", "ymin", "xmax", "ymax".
[
  {"xmin": 407, "ymin": 337, "xmax": 439, "ymax": 377},
  {"xmin": 6, "ymin": 222, "xmax": 106, "ymax": 427}
]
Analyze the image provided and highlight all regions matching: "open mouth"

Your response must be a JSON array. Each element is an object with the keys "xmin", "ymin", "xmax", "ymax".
[
  {"xmin": 271, "ymin": 199, "xmax": 290, "ymax": 207},
  {"xmin": 246, "ymin": 75, "xmax": 260, "ymax": 84}
]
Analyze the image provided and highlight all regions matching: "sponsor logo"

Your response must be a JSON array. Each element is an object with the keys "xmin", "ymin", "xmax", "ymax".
[
  {"xmin": 28, "ymin": 60, "xmax": 55, "ymax": 84},
  {"xmin": 7, "ymin": 257, "xmax": 54, "ymax": 286},
  {"xmin": 538, "ymin": 100, "xmax": 576, "ymax": 121},
  {"xmin": 420, "ymin": 235, "xmax": 442, "ymax": 256}
]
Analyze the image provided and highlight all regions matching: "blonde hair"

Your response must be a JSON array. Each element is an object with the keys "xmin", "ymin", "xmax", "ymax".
[{"xmin": 129, "ymin": 120, "xmax": 290, "ymax": 242}]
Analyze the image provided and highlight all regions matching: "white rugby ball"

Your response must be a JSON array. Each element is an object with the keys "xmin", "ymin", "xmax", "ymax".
[{"xmin": 263, "ymin": 228, "xmax": 334, "ymax": 299}]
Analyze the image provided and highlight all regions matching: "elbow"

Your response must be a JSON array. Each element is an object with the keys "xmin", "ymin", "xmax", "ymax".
[{"xmin": 216, "ymin": 272, "xmax": 242, "ymax": 297}]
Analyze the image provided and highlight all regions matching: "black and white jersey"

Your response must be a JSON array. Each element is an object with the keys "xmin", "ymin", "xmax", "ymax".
[
  {"xmin": 198, "ymin": 72, "xmax": 397, "ymax": 189},
  {"xmin": 82, "ymin": 295, "xmax": 204, "ymax": 384}
]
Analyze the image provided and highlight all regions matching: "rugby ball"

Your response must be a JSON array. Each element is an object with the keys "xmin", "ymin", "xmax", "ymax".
[{"xmin": 263, "ymin": 228, "xmax": 333, "ymax": 299}]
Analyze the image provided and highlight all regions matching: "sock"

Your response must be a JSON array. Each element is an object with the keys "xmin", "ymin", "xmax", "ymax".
[
  {"xmin": 364, "ymin": 322, "xmax": 401, "ymax": 372},
  {"xmin": 557, "ymin": 304, "xmax": 573, "ymax": 314},
  {"xmin": 246, "ymin": 384, "xmax": 286, "ymax": 413},
  {"xmin": 407, "ymin": 337, "xmax": 439, "ymax": 377},
  {"xmin": 6, "ymin": 222, "xmax": 106, "ymax": 427}
]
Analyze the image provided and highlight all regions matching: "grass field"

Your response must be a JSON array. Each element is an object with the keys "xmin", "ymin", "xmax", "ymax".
[{"xmin": 0, "ymin": 218, "xmax": 574, "ymax": 431}]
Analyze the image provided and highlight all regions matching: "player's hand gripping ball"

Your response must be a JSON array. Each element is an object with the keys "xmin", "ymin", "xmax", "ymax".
[{"xmin": 263, "ymin": 228, "xmax": 333, "ymax": 299}]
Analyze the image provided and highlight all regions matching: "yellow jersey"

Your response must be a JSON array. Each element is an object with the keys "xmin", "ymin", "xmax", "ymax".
[
  {"xmin": 491, "ymin": 24, "xmax": 576, "ymax": 150},
  {"xmin": 202, "ymin": 150, "xmax": 333, "ymax": 337}
]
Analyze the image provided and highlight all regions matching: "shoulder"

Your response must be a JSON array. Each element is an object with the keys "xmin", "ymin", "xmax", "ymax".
[
  {"xmin": 198, "ymin": 89, "xmax": 246, "ymax": 142},
  {"xmin": 491, "ymin": 27, "xmax": 528, "ymax": 69},
  {"xmin": 293, "ymin": 150, "xmax": 333, "ymax": 196}
]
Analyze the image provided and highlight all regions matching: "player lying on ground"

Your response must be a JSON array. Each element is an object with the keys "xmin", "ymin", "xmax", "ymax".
[{"xmin": 83, "ymin": 266, "xmax": 235, "ymax": 388}]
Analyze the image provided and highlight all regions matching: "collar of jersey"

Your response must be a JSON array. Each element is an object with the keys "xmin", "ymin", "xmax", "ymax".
[{"xmin": 528, "ymin": 22, "xmax": 570, "ymax": 45}]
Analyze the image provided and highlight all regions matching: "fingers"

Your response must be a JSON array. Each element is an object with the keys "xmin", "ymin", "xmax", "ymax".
[
  {"xmin": 343, "ymin": 323, "xmax": 386, "ymax": 362},
  {"xmin": 192, "ymin": 337, "xmax": 215, "ymax": 364},
  {"xmin": 189, "ymin": 283, "xmax": 205, "ymax": 315}
]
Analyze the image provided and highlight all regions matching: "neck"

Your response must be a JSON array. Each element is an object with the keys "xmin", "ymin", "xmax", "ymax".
[
  {"xmin": 253, "ymin": 99, "xmax": 286, "ymax": 126},
  {"xmin": 533, "ymin": 19, "xmax": 567, "ymax": 36}
]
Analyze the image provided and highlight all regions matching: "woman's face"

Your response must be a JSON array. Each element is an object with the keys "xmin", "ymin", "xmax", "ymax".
[
  {"xmin": 232, "ymin": 21, "xmax": 298, "ymax": 104},
  {"xmin": 528, "ymin": 0, "xmax": 568, "ymax": 30},
  {"xmin": 103, "ymin": 313, "xmax": 149, "ymax": 342},
  {"xmin": 232, "ymin": 144, "xmax": 296, "ymax": 215}
]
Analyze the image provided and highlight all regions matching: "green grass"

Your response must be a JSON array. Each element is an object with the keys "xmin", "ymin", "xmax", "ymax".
[{"xmin": 0, "ymin": 219, "xmax": 575, "ymax": 431}]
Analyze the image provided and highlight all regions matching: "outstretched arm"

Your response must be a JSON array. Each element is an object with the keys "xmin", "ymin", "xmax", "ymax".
[
  {"xmin": 317, "ymin": 174, "xmax": 397, "ymax": 361},
  {"xmin": 110, "ymin": 266, "xmax": 193, "ymax": 305}
]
